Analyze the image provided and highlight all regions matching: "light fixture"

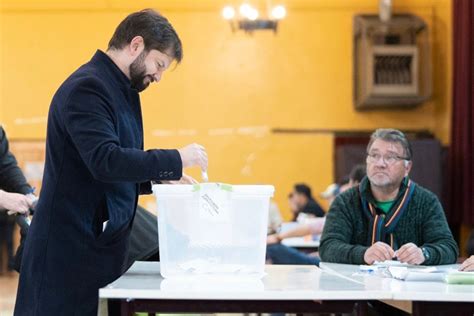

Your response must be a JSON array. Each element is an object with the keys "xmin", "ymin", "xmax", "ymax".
[
  {"xmin": 222, "ymin": 2, "xmax": 287, "ymax": 34},
  {"xmin": 222, "ymin": 6, "xmax": 236, "ymax": 20},
  {"xmin": 239, "ymin": 3, "xmax": 253, "ymax": 18},
  {"xmin": 270, "ymin": 5, "xmax": 286, "ymax": 20},
  {"xmin": 247, "ymin": 7, "xmax": 259, "ymax": 21}
]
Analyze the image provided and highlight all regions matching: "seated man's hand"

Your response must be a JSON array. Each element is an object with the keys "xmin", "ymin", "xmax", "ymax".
[
  {"xmin": 364, "ymin": 241, "xmax": 395, "ymax": 264},
  {"xmin": 0, "ymin": 190, "xmax": 33, "ymax": 215},
  {"xmin": 459, "ymin": 255, "xmax": 474, "ymax": 271},
  {"xmin": 267, "ymin": 234, "xmax": 281, "ymax": 245},
  {"xmin": 396, "ymin": 243, "xmax": 424, "ymax": 265}
]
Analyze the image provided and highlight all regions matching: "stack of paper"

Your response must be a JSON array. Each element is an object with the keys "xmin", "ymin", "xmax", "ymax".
[
  {"xmin": 388, "ymin": 266, "xmax": 448, "ymax": 282},
  {"xmin": 445, "ymin": 271, "xmax": 474, "ymax": 284}
]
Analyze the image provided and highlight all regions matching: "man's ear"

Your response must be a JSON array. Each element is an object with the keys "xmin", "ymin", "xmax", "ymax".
[
  {"xmin": 128, "ymin": 36, "xmax": 145, "ymax": 57},
  {"xmin": 404, "ymin": 160, "xmax": 413, "ymax": 177}
]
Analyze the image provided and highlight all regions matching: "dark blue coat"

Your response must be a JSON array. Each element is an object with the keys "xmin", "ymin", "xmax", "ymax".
[{"xmin": 14, "ymin": 50, "xmax": 182, "ymax": 316}]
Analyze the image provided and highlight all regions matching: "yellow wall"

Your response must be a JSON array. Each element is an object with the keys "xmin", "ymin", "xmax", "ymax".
[{"xmin": 0, "ymin": 0, "xmax": 452, "ymax": 219}]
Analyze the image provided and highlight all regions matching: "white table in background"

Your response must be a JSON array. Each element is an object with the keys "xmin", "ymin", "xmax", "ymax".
[
  {"xmin": 320, "ymin": 262, "xmax": 474, "ymax": 316},
  {"xmin": 281, "ymin": 236, "xmax": 320, "ymax": 249},
  {"xmin": 280, "ymin": 222, "xmax": 320, "ymax": 250},
  {"xmin": 98, "ymin": 261, "xmax": 392, "ymax": 316}
]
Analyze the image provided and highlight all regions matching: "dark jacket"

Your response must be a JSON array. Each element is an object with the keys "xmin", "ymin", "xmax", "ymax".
[
  {"xmin": 302, "ymin": 198, "xmax": 325, "ymax": 217},
  {"xmin": 15, "ymin": 50, "xmax": 182, "ymax": 316}
]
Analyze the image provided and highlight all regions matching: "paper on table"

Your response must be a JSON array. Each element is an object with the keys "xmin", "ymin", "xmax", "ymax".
[
  {"xmin": 374, "ymin": 260, "xmax": 409, "ymax": 267},
  {"xmin": 388, "ymin": 266, "xmax": 454, "ymax": 282},
  {"xmin": 445, "ymin": 271, "xmax": 474, "ymax": 284}
]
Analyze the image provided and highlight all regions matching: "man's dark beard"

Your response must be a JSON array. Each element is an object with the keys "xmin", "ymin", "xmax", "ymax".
[{"xmin": 129, "ymin": 51, "xmax": 151, "ymax": 92}]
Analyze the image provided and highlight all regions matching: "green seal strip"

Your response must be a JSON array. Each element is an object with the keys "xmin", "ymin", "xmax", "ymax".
[
  {"xmin": 192, "ymin": 183, "xmax": 233, "ymax": 192},
  {"xmin": 220, "ymin": 184, "xmax": 233, "ymax": 192}
]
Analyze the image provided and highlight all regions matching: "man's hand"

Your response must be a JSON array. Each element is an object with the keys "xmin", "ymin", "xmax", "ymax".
[
  {"xmin": 396, "ymin": 243, "xmax": 425, "ymax": 265},
  {"xmin": 459, "ymin": 255, "xmax": 474, "ymax": 271},
  {"xmin": 178, "ymin": 143, "xmax": 208, "ymax": 170},
  {"xmin": 267, "ymin": 234, "xmax": 281, "ymax": 245},
  {"xmin": 364, "ymin": 242, "xmax": 395, "ymax": 264},
  {"xmin": 0, "ymin": 190, "xmax": 34, "ymax": 215},
  {"xmin": 162, "ymin": 173, "xmax": 198, "ymax": 185}
]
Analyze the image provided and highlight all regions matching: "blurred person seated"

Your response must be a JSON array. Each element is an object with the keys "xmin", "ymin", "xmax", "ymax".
[
  {"xmin": 0, "ymin": 127, "xmax": 35, "ymax": 274},
  {"xmin": 320, "ymin": 183, "xmax": 340, "ymax": 207},
  {"xmin": 341, "ymin": 163, "xmax": 366, "ymax": 192},
  {"xmin": 268, "ymin": 199, "xmax": 283, "ymax": 235},
  {"xmin": 291, "ymin": 183, "xmax": 325, "ymax": 221},
  {"xmin": 266, "ymin": 165, "xmax": 367, "ymax": 267},
  {"xmin": 266, "ymin": 217, "xmax": 325, "ymax": 266},
  {"xmin": 267, "ymin": 217, "xmax": 326, "ymax": 245},
  {"xmin": 321, "ymin": 164, "xmax": 367, "ymax": 208}
]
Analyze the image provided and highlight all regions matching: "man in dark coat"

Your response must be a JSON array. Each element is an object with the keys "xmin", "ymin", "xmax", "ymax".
[{"xmin": 15, "ymin": 9, "xmax": 208, "ymax": 316}]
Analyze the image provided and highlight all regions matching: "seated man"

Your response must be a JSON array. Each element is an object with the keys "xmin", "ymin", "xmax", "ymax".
[{"xmin": 320, "ymin": 128, "xmax": 458, "ymax": 265}]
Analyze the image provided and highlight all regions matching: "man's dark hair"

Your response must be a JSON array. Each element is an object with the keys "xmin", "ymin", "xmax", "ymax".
[
  {"xmin": 349, "ymin": 164, "xmax": 367, "ymax": 183},
  {"xmin": 108, "ymin": 9, "xmax": 183, "ymax": 63},
  {"xmin": 294, "ymin": 183, "xmax": 312, "ymax": 199}
]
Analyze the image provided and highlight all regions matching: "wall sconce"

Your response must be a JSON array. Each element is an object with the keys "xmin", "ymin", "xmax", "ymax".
[{"xmin": 222, "ymin": 3, "xmax": 286, "ymax": 34}]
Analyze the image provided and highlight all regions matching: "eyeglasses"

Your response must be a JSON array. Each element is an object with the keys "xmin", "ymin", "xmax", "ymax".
[{"xmin": 366, "ymin": 153, "xmax": 410, "ymax": 165}]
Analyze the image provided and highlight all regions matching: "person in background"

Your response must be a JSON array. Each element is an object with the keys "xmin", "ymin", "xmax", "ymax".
[
  {"xmin": 0, "ymin": 127, "xmax": 35, "ymax": 274},
  {"xmin": 266, "ymin": 216, "xmax": 324, "ymax": 266},
  {"xmin": 268, "ymin": 200, "xmax": 283, "ymax": 235},
  {"xmin": 291, "ymin": 183, "xmax": 325, "ymax": 221},
  {"xmin": 320, "ymin": 128, "xmax": 458, "ymax": 266},
  {"xmin": 341, "ymin": 163, "xmax": 366, "ymax": 192},
  {"xmin": 0, "ymin": 127, "xmax": 35, "ymax": 216},
  {"xmin": 266, "ymin": 164, "xmax": 367, "ymax": 266},
  {"xmin": 320, "ymin": 183, "xmax": 340, "ymax": 207},
  {"xmin": 459, "ymin": 230, "xmax": 474, "ymax": 272},
  {"xmin": 287, "ymin": 192, "xmax": 298, "ymax": 216},
  {"xmin": 320, "ymin": 164, "xmax": 367, "ymax": 208}
]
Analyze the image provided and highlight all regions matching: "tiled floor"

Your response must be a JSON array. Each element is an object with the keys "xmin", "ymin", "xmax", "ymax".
[{"xmin": 0, "ymin": 272, "xmax": 18, "ymax": 316}]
